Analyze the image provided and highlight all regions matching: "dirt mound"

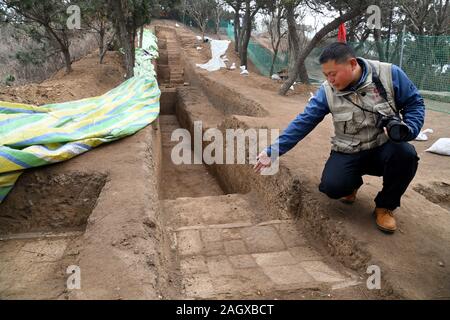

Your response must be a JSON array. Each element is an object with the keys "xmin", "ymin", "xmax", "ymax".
[{"xmin": 0, "ymin": 50, "xmax": 125, "ymax": 105}]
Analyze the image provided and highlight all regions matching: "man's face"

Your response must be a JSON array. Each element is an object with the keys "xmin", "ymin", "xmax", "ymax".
[{"xmin": 322, "ymin": 58, "xmax": 358, "ymax": 91}]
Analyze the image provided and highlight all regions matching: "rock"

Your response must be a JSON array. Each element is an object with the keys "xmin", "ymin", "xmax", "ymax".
[{"xmin": 271, "ymin": 74, "xmax": 281, "ymax": 81}]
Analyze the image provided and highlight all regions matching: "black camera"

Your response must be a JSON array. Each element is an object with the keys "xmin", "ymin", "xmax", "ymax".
[{"xmin": 376, "ymin": 114, "xmax": 410, "ymax": 142}]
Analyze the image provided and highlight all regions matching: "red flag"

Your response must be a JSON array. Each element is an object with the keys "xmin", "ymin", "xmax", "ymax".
[{"xmin": 338, "ymin": 23, "xmax": 347, "ymax": 43}]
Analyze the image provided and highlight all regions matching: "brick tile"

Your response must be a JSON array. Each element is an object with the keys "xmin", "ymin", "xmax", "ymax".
[
  {"xmin": 300, "ymin": 261, "xmax": 345, "ymax": 283},
  {"xmin": 277, "ymin": 223, "xmax": 306, "ymax": 247},
  {"xmin": 228, "ymin": 254, "xmax": 257, "ymax": 269},
  {"xmin": 240, "ymin": 226, "xmax": 286, "ymax": 253},
  {"xmin": 207, "ymin": 255, "xmax": 235, "ymax": 277},
  {"xmin": 224, "ymin": 240, "xmax": 248, "ymax": 256},
  {"xmin": 203, "ymin": 240, "xmax": 225, "ymax": 256},
  {"xmin": 261, "ymin": 264, "xmax": 315, "ymax": 285},
  {"xmin": 252, "ymin": 251, "xmax": 297, "ymax": 267},
  {"xmin": 288, "ymin": 246, "xmax": 322, "ymax": 262},
  {"xmin": 177, "ymin": 230, "xmax": 203, "ymax": 256},
  {"xmin": 183, "ymin": 273, "xmax": 214, "ymax": 298},
  {"xmin": 201, "ymin": 229, "xmax": 222, "ymax": 242},
  {"xmin": 180, "ymin": 256, "xmax": 208, "ymax": 275}
]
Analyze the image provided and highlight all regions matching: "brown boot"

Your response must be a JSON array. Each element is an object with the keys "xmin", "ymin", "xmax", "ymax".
[
  {"xmin": 340, "ymin": 189, "xmax": 358, "ymax": 204},
  {"xmin": 373, "ymin": 208, "xmax": 397, "ymax": 233}
]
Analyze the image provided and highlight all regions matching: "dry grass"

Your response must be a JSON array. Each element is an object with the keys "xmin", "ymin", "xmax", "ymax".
[{"xmin": 0, "ymin": 24, "xmax": 98, "ymax": 87}]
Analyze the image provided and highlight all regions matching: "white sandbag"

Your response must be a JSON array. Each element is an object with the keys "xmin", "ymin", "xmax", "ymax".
[
  {"xmin": 415, "ymin": 128, "xmax": 434, "ymax": 141},
  {"xmin": 196, "ymin": 40, "xmax": 231, "ymax": 72},
  {"xmin": 426, "ymin": 138, "xmax": 450, "ymax": 156},
  {"xmin": 271, "ymin": 74, "xmax": 281, "ymax": 80}
]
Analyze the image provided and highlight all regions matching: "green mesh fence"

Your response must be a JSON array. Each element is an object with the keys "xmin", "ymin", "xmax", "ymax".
[
  {"xmin": 180, "ymin": 16, "xmax": 228, "ymax": 33},
  {"xmin": 223, "ymin": 22, "xmax": 449, "ymax": 113},
  {"xmin": 225, "ymin": 23, "xmax": 289, "ymax": 76}
]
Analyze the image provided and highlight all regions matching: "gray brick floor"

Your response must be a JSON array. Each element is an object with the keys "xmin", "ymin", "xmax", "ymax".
[{"xmin": 174, "ymin": 220, "xmax": 356, "ymax": 299}]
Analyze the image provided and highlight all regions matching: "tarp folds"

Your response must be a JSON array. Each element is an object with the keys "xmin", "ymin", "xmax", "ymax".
[
  {"xmin": 196, "ymin": 40, "xmax": 231, "ymax": 72},
  {"xmin": 0, "ymin": 30, "xmax": 161, "ymax": 203}
]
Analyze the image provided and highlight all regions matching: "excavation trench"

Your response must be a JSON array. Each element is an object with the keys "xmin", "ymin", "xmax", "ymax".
[
  {"xmin": 0, "ymin": 25, "xmax": 373, "ymax": 300},
  {"xmin": 155, "ymin": 86, "xmax": 366, "ymax": 299},
  {"xmin": 152, "ymin": 23, "xmax": 398, "ymax": 299},
  {"xmin": 0, "ymin": 169, "xmax": 107, "ymax": 299}
]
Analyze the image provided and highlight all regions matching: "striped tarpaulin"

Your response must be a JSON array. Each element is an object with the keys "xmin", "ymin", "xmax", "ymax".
[{"xmin": 0, "ymin": 30, "xmax": 160, "ymax": 203}]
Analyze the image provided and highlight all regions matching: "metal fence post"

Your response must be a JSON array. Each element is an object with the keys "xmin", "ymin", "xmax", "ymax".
[{"xmin": 399, "ymin": 24, "xmax": 406, "ymax": 69}]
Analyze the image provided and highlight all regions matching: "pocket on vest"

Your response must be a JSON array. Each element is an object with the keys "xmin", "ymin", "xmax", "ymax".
[
  {"xmin": 331, "ymin": 136, "xmax": 361, "ymax": 153},
  {"xmin": 333, "ymin": 111, "xmax": 360, "ymax": 135},
  {"xmin": 373, "ymin": 101, "xmax": 396, "ymax": 116}
]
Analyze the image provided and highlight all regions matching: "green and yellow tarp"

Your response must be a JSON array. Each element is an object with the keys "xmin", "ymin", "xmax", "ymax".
[{"xmin": 0, "ymin": 30, "xmax": 160, "ymax": 203}]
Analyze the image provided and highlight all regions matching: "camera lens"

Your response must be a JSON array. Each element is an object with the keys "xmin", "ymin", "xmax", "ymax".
[{"xmin": 388, "ymin": 123, "xmax": 410, "ymax": 142}]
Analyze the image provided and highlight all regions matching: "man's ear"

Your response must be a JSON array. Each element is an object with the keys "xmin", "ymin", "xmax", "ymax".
[{"xmin": 349, "ymin": 58, "xmax": 358, "ymax": 70}]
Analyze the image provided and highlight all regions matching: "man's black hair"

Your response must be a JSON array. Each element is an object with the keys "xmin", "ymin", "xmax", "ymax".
[{"xmin": 319, "ymin": 42, "xmax": 356, "ymax": 64}]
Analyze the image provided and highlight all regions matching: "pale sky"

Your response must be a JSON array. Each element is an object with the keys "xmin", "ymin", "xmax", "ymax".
[{"xmin": 253, "ymin": 5, "xmax": 336, "ymax": 39}]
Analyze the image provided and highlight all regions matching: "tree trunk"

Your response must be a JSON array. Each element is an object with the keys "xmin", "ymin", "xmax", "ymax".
[
  {"xmin": 131, "ymin": 28, "xmax": 136, "ymax": 68},
  {"xmin": 139, "ymin": 25, "xmax": 144, "ymax": 48},
  {"xmin": 286, "ymin": 3, "xmax": 299, "ymax": 74},
  {"xmin": 111, "ymin": 0, "xmax": 134, "ymax": 78},
  {"xmin": 286, "ymin": 3, "xmax": 309, "ymax": 84},
  {"xmin": 215, "ymin": 16, "xmax": 220, "ymax": 34},
  {"xmin": 233, "ymin": 10, "xmax": 240, "ymax": 53},
  {"xmin": 44, "ymin": 25, "xmax": 72, "ymax": 73},
  {"xmin": 239, "ymin": 27, "xmax": 249, "ymax": 67},
  {"xmin": 385, "ymin": 2, "xmax": 393, "ymax": 61},
  {"xmin": 279, "ymin": 6, "xmax": 368, "ymax": 95},
  {"xmin": 100, "ymin": 33, "xmax": 115, "ymax": 65},
  {"xmin": 298, "ymin": 62, "xmax": 309, "ymax": 84},
  {"xmin": 374, "ymin": 29, "xmax": 386, "ymax": 62},
  {"xmin": 98, "ymin": 28, "xmax": 105, "ymax": 64},
  {"xmin": 270, "ymin": 40, "xmax": 281, "ymax": 76},
  {"xmin": 62, "ymin": 47, "xmax": 72, "ymax": 73},
  {"xmin": 239, "ymin": 2, "xmax": 257, "ymax": 69},
  {"xmin": 201, "ymin": 24, "xmax": 206, "ymax": 41}
]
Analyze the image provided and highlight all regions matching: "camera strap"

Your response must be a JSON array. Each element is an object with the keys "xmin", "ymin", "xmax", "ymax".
[
  {"xmin": 368, "ymin": 62, "xmax": 399, "ymax": 114},
  {"xmin": 342, "ymin": 62, "xmax": 399, "ymax": 116}
]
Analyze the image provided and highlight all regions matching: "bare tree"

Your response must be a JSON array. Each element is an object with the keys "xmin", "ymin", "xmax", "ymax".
[
  {"xmin": 226, "ymin": 0, "xmax": 271, "ymax": 68},
  {"xmin": 185, "ymin": 0, "xmax": 215, "ymax": 40},
  {"xmin": 82, "ymin": 0, "xmax": 115, "ymax": 64},
  {"xmin": 213, "ymin": 0, "xmax": 225, "ymax": 34},
  {"xmin": 224, "ymin": 0, "xmax": 244, "ymax": 52},
  {"xmin": 284, "ymin": 0, "xmax": 311, "ymax": 83},
  {"xmin": 400, "ymin": 0, "xmax": 449, "ymax": 35},
  {"xmin": 279, "ymin": 1, "xmax": 371, "ymax": 95},
  {"xmin": 3, "ymin": 0, "xmax": 76, "ymax": 73},
  {"xmin": 264, "ymin": 0, "xmax": 288, "ymax": 76},
  {"xmin": 108, "ymin": 0, "xmax": 163, "ymax": 79}
]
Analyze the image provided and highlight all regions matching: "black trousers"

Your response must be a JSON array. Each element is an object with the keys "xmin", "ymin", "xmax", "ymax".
[{"xmin": 319, "ymin": 141, "xmax": 420, "ymax": 210}]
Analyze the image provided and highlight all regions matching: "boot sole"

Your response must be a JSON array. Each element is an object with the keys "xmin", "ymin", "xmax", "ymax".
[
  {"xmin": 376, "ymin": 224, "xmax": 397, "ymax": 234},
  {"xmin": 372, "ymin": 211, "xmax": 397, "ymax": 234},
  {"xmin": 340, "ymin": 198, "xmax": 356, "ymax": 205}
]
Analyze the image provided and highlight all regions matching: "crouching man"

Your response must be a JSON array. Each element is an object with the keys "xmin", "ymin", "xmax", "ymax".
[{"xmin": 254, "ymin": 42, "xmax": 425, "ymax": 234}]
